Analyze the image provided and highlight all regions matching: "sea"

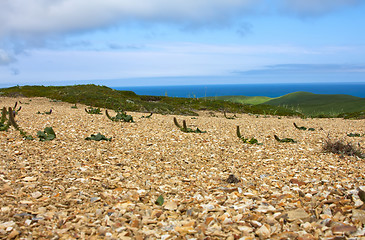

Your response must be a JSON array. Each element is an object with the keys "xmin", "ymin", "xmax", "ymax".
[{"xmin": 114, "ymin": 82, "xmax": 365, "ymax": 98}]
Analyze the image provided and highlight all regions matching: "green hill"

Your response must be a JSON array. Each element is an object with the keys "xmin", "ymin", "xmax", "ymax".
[
  {"xmin": 205, "ymin": 95, "xmax": 273, "ymax": 105},
  {"xmin": 263, "ymin": 91, "xmax": 365, "ymax": 117}
]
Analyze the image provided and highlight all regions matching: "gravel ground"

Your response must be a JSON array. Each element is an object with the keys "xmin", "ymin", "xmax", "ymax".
[{"xmin": 1, "ymin": 97, "xmax": 365, "ymax": 239}]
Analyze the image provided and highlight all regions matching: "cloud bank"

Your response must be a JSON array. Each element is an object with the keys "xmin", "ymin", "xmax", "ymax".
[
  {"xmin": 0, "ymin": 0, "xmax": 258, "ymax": 38},
  {"xmin": 235, "ymin": 64, "xmax": 365, "ymax": 75},
  {"xmin": 0, "ymin": 0, "xmax": 363, "ymax": 68},
  {"xmin": 1, "ymin": 0, "xmax": 362, "ymax": 39}
]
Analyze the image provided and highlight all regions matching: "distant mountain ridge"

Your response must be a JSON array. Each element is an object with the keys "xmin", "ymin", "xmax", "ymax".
[
  {"xmin": 263, "ymin": 91, "xmax": 365, "ymax": 116},
  {"xmin": 208, "ymin": 91, "xmax": 365, "ymax": 117}
]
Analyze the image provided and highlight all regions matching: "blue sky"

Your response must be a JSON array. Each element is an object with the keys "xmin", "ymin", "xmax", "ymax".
[{"xmin": 0, "ymin": 0, "xmax": 365, "ymax": 87}]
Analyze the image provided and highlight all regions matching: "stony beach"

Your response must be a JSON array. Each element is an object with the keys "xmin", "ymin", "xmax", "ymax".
[{"xmin": 1, "ymin": 97, "xmax": 365, "ymax": 239}]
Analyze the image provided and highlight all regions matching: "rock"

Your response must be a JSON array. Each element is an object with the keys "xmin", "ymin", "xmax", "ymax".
[
  {"xmin": 297, "ymin": 233, "xmax": 316, "ymax": 240},
  {"xmin": 237, "ymin": 225, "xmax": 253, "ymax": 233},
  {"xmin": 255, "ymin": 203, "xmax": 276, "ymax": 213},
  {"xmin": 286, "ymin": 209, "xmax": 310, "ymax": 222},
  {"xmin": 255, "ymin": 225, "xmax": 270, "ymax": 239},
  {"xmin": 276, "ymin": 232, "xmax": 299, "ymax": 239},
  {"xmin": 226, "ymin": 174, "xmax": 240, "ymax": 183},
  {"xmin": 90, "ymin": 197, "xmax": 101, "ymax": 203},
  {"xmin": 7, "ymin": 229, "xmax": 20, "ymax": 239},
  {"xmin": 0, "ymin": 184, "xmax": 11, "ymax": 194},
  {"xmin": 151, "ymin": 210, "xmax": 163, "ymax": 219},
  {"xmin": 164, "ymin": 200, "xmax": 178, "ymax": 211},
  {"xmin": 130, "ymin": 219, "xmax": 140, "ymax": 228},
  {"xmin": 174, "ymin": 226, "xmax": 195, "ymax": 235},
  {"xmin": 290, "ymin": 178, "xmax": 306, "ymax": 186},
  {"xmin": 31, "ymin": 191, "xmax": 42, "ymax": 199},
  {"xmin": 352, "ymin": 209, "xmax": 365, "ymax": 224},
  {"xmin": 331, "ymin": 224, "xmax": 357, "ymax": 234},
  {"xmin": 22, "ymin": 176, "xmax": 37, "ymax": 182}
]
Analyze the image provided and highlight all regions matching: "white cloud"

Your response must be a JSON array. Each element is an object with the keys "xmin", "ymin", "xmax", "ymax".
[
  {"xmin": 2, "ymin": 0, "xmax": 361, "ymax": 39},
  {"xmin": 0, "ymin": 0, "xmax": 363, "ymax": 71},
  {"xmin": 0, "ymin": 0, "xmax": 257, "ymax": 38}
]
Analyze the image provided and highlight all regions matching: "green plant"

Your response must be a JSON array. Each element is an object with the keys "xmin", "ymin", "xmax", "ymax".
[
  {"xmin": 106, "ymin": 110, "xmax": 134, "ymax": 122},
  {"xmin": 293, "ymin": 122, "xmax": 315, "ymax": 131},
  {"xmin": 236, "ymin": 126, "xmax": 262, "ymax": 145},
  {"xmin": 85, "ymin": 107, "xmax": 102, "ymax": 114},
  {"xmin": 37, "ymin": 109, "xmax": 52, "ymax": 115},
  {"xmin": 322, "ymin": 136, "xmax": 364, "ymax": 158},
  {"xmin": 1, "ymin": 106, "xmax": 32, "ymax": 139},
  {"xmin": 155, "ymin": 195, "xmax": 164, "ymax": 206},
  {"xmin": 37, "ymin": 127, "xmax": 56, "ymax": 141},
  {"xmin": 274, "ymin": 135, "xmax": 297, "ymax": 143},
  {"xmin": 141, "ymin": 113, "xmax": 153, "ymax": 118},
  {"xmin": 0, "ymin": 107, "xmax": 10, "ymax": 131},
  {"xmin": 347, "ymin": 133, "xmax": 363, "ymax": 137},
  {"xmin": 85, "ymin": 133, "xmax": 112, "ymax": 141},
  {"xmin": 224, "ymin": 110, "xmax": 237, "ymax": 119},
  {"xmin": 71, "ymin": 103, "xmax": 78, "ymax": 109},
  {"xmin": 12, "ymin": 102, "xmax": 22, "ymax": 115},
  {"xmin": 173, "ymin": 117, "xmax": 206, "ymax": 133}
]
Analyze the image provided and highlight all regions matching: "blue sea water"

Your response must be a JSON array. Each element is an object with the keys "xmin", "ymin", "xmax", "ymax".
[{"xmin": 114, "ymin": 82, "xmax": 365, "ymax": 98}]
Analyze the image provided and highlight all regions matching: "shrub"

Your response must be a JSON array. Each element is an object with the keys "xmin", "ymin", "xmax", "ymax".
[
  {"xmin": 85, "ymin": 133, "xmax": 112, "ymax": 141},
  {"xmin": 37, "ymin": 127, "xmax": 56, "ymax": 141},
  {"xmin": 322, "ymin": 137, "xmax": 364, "ymax": 158},
  {"xmin": 106, "ymin": 110, "xmax": 134, "ymax": 122},
  {"xmin": 85, "ymin": 107, "xmax": 102, "ymax": 114}
]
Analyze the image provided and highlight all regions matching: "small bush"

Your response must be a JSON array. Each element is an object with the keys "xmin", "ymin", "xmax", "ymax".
[
  {"xmin": 106, "ymin": 110, "xmax": 134, "ymax": 122},
  {"xmin": 85, "ymin": 133, "xmax": 112, "ymax": 141},
  {"xmin": 322, "ymin": 137, "xmax": 364, "ymax": 158},
  {"xmin": 85, "ymin": 107, "xmax": 102, "ymax": 114},
  {"xmin": 37, "ymin": 127, "xmax": 56, "ymax": 141}
]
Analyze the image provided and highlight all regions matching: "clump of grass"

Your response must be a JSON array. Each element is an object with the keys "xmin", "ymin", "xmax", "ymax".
[
  {"xmin": 141, "ymin": 113, "xmax": 153, "ymax": 118},
  {"xmin": 236, "ymin": 126, "xmax": 262, "ymax": 145},
  {"xmin": 71, "ymin": 103, "xmax": 78, "ymax": 109},
  {"xmin": 37, "ymin": 109, "xmax": 52, "ymax": 115},
  {"xmin": 85, "ymin": 107, "xmax": 102, "ymax": 114},
  {"xmin": 85, "ymin": 133, "xmax": 112, "ymax": 141},
  {"xmin": 293, "ymin": 122, "xmax": 315, "ymax": 131},
  {"xmin": 106, "ymin": 110, "xmax": 134, "ymax": 122},
  {"xmin": 322, "ymin": 136, "xmax": 364, "ymax": 158},
  {"xmin": 173, "ymin": 117, "xmax": 206, "ymax": 133},
  {"xmin": 347, "ymin": 133, "xmax": 363, "ymax": 137},
  {"xmin": 274, "ymin": 135, "xmax": 297, "ymax": 143},
  {"xmin": 223, "ymin": 110, "xmax": 237, "ymax": 119}
]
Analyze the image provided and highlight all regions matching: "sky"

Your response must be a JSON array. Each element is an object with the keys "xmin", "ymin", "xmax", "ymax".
[{"xmin": 1, "ymin": 0, "xmax": 365, "ymax": 87}]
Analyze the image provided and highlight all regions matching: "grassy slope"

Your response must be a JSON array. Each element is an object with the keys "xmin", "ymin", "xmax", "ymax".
[
  {"xmin": 0, "ymin": 85, "xmax": 301, "ymax": 117},
  {"xmin": 263, "ymin": 91, "xmax": 365, "ymax": 116},
  {"xmin": 205, "ymin": 95, "xmax": 273, "ymax": 105}
]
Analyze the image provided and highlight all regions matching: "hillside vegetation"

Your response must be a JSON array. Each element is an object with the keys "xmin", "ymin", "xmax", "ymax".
[
  {"xmin": 263, "ymin": 91, "xmax": 365, "ymax": 117},
  {"xmin": 207, "ymin": 91, "xmax": 365, "ymax": 118},
  {"xmin": 205, "ymin": 95, "xmax": 272, "ymax": 105},
  {"xmin": 0, "ymin": 84, "xmax": 299, "ymax": 116}
]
